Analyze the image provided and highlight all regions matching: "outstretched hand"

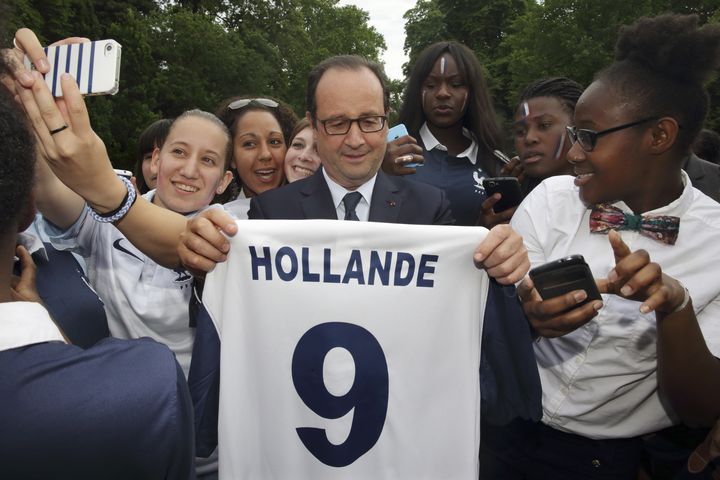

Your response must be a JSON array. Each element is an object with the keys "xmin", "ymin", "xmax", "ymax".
[
  {"xmin": 598, "ymin": 230, "xmax": 686, "ymax": 315},
  {"xmin": 13, "ymin": 34, "xmax": 125, "ymax": 214}
]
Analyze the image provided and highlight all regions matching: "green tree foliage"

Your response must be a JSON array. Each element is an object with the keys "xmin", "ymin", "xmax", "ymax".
[
  {"xmin": 8, "ymin": 0, "xmax": 384, "ymax": 169},
  {"xmin": 402, "ymin": 0, "xmax": 530, "ymax": 119},
  {"xmin": 402, "ymin": 0, "xmax": 720, "ymax": 141},
  {"xmin": 403, "ymin": 0, "xmax": 449, "ymax": 75}
]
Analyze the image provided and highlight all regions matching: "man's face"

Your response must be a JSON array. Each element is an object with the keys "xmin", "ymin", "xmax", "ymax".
[{"xmin": 310, "ymin": 67, "xmax": 388, "ymax": 190}]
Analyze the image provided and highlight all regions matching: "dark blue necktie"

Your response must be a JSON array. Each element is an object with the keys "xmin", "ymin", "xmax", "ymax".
[{"xmin": 342, "ymin": 192, "xmax": 362, "ymax": 221}]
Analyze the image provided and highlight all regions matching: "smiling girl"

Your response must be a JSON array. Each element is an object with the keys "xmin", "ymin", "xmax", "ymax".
[
  {"xmin": 482, "ymin": 14, "xmax": 720, "ymax": 480},
  {"xmin": 284, "ymin": 118, "xmax": 321, "ymax": 183},
  {"xmin": 35, "ymin": 110, "xmax": 233, "ymax": 375}
]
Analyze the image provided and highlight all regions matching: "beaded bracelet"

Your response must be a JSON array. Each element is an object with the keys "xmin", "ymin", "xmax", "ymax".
[{"xmin": 89, "ymin": 176, "xmax": 138, "ymax": 223}]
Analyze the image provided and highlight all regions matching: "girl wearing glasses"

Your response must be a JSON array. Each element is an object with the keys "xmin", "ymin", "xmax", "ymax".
[
  {"xmin": 215, "ymin": 95, "xmax": 298, "ymax": 217},
  {"xmin": 385, "ymin": 41, "xmax": 512, "ymax": 227},
  {"xmin": 481, "ymin": 14, "xmax": 720, "ymax": 479}
]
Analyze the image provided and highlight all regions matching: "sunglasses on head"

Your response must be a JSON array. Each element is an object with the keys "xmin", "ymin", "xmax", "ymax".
[
  {"xmin": 566, "ymin": 116, "xmax": 659, "ymax": 152},
  {"xmin": 228, "ymin": 98, "xmax": 279, "ymax": 110}
]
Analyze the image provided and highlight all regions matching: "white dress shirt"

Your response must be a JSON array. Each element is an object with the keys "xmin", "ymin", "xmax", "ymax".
[
  {"xmin": 322, "ymin": 167, "xmax": 377, "ymax": 221},
  {"xmin": 0, "ymin": 302, "xmax": 65, "ymax": 352},
  {"xmin": 511, "ymin": 172, "xmax": 720, "ymax": 439}
]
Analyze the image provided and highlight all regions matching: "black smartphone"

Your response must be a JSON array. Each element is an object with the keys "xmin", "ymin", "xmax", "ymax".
[
  {"xmin": 529, "ymin": 255, "xmax": 602, "ymax": 305},
  {"xmin": 483, "ymin": 177, "xmax": 523, "ymax": 213}
]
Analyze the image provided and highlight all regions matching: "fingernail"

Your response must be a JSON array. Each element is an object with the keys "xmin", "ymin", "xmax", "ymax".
[
  {"xmin": 640, "ymin": 304, "xmax": 650, "ymax": 314},
  {"xmin": 593, "ymin": 301, "xmax": 603, "ymax": 311},
  {"xmin": 37, "ymin": 58, "xmax": 50, "ymax": 71},
  {"xmin": 608, "ymin": 269, "xmax": 618, "ymax": 283},
  {"xmin": 573, "ymin": 290, "xmax": 587, "ymax": 302},
  {"xmin": 475, "ymin": 252, "xmax": 485, "ymax": 262},
  {"xmin": 621, "ymin": 285, "xmax": 633, "ymax": 296},
  {"xmin": 221, "ymin": 242, "xmax": 230, "ymax": 253}
]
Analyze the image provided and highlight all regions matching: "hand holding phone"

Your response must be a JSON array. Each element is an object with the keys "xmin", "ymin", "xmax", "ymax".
[
  {"xmin": 387, "ymin": 124, "xmax": 422, "ymax": 168},
  {"xmin": 483, "ymin": 177, "xmax": 523, "ymax": 213},
  {"xmin": 529, "ymin": 255, "xmax": 602, "ymax": 305},
  {"xmin": 23, "ymin": 39, "xmax": 121, "ymax": 97}
]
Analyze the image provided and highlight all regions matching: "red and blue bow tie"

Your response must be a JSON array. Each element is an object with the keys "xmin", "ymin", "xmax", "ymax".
[{"xmin": 589, "ymin": 203, "xmax": 680, "ymax": 245}]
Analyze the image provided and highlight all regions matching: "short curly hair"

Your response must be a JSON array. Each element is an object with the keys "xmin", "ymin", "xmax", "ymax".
[
  {"xmin": 597, "ymin": 14, "xmax": 720, "ymax": 152},
  {"xmin": 0, "ymin": 62, "xmax": 35, "ymax": 234}
]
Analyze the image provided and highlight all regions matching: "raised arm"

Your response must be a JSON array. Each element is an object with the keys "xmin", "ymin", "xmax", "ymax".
[
  {"xmin": 11, "ymin": 30, "xmax": 186, "ymax": 268},
  {"xmin": 602, "ymin": 231, "xmax": 720, "ymax": 426}
]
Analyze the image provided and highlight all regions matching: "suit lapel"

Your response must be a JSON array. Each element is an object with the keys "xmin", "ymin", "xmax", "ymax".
[
  {"xmin": 368, "ymin": 171, "xmax": 401, "ymax": 223},
  {"xmin": 300, "ymin": 170, "xmax": 338, "ymax": 220}
]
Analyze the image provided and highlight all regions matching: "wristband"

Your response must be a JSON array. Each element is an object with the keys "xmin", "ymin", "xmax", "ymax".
[
  {"xmin": 89, "ymin": 176, "xmax": 137, "ymax": 224},
  {"xmin": 671, "ymin": 284, "xmax": 691, "ymax": 313}
]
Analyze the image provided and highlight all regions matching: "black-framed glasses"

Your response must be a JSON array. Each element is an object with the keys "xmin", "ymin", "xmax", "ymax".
[
  {"xmin": 228, "ymin": 98, "xmax": 279, "ymax": 110},
  {"xmin": 566, "ymin": 116, "xmax": 659, "ymax": 152},
  {"xmin": 318, "ymin": 115, "xmax": 387, "ymax": 135}
]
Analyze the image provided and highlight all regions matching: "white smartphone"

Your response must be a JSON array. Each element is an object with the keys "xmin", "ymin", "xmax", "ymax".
[{"xmin": 24, "ymin": 39, "xmax": 122, "ymax": 97}]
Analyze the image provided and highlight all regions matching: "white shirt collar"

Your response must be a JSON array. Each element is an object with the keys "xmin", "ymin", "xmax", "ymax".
[
  {"xmin": 0, "ymin": 302, "xmax": 65, "ymax": 352},
  {"xmin": 17, "ymin": 232, "xmax": 48, "ymax": 261},
  {"xmin": 419, "ymin": 122, "xmax": 479, "ymax": 164},
  {"xmin": 322, "ymin": 167, "xmax": 377, "ymax": 221}
]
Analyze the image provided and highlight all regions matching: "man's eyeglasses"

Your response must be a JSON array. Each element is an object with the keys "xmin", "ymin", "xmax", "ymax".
[
  {"xmin": 228, "ymin": 98, "xmax": 279, "ymax": 110},
  {"xmin": 318, "ymin": 115, "xmax": 387, "ymax": 135},
  {"xmin": 566, "ymin": 116, "xmax": 659, "ymax": 152}
]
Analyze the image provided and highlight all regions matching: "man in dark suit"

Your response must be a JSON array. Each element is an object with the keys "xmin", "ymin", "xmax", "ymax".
[
  {"xmin": 181, "ymin": 55, "xmax": 528, "ymax": 282},
  {"xmin": 684, "ymin": 152, "xmax": 720, "ymax": 203},
  {"xmin": 182, "ymin": 55, "xmax": 541, "ymax": 457},
  {"xmin": 0, "ymin": 45, "xmax": 195, "ymax": 479}
]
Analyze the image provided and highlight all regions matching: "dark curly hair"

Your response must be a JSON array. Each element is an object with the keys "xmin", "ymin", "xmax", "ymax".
[
  {"xmin": 215, "ymin": 95, "xmax": 297, "ymax": 148},
  {"xmin": 398, "ymin": 41, "xmax": 504, "ymax": 175},
  {"xmin": 597, "ymin": 14, "xmax": 720, "ymax": 152},
  {"xmin": 518, "ymin": 77, "xmax": 584, "ymax": 117},
  {"xmin": 214, "ymin": 95, "xmax": 297, "ymax": 201},
  {"xmin": 0, "ymin": 65, "xmax": 36, "ymax": 234}
]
